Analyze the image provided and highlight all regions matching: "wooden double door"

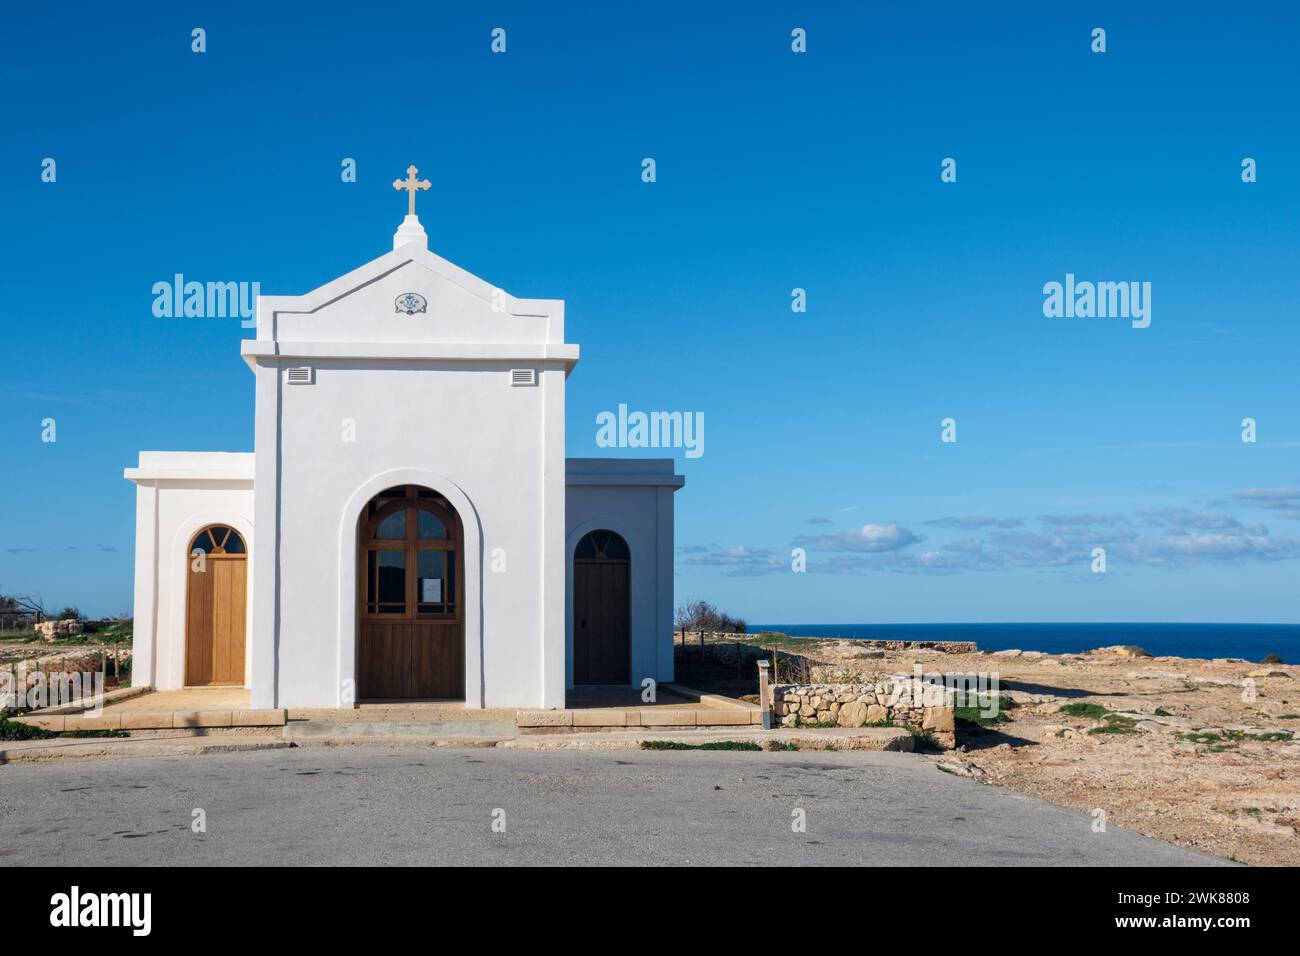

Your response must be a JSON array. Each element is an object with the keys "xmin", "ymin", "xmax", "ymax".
[
  {"xmin": 185, "ymin": 525, "xmax": 248, "ymax": 686},
  {"xmin": 573, "ymin": 530, "xmax": 631, "ymax": 684},
  {"xmin": 357, "ymin": 486, "xmax": 465, "ymax": 700}
]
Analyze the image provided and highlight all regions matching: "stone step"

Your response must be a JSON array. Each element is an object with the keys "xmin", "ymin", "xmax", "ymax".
[
  {"xmin": 499, "ymin": 726, "xmax": 916, "ymax": 752},
  {"xmin": 283, "ymin": 719, "xmax": 517, "ymax": 739}
]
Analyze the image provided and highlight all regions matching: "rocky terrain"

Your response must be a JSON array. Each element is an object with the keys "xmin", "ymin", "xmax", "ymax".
[{"xmin": 796, "ymin": 639, "xmax": 1298, "ymax": 866}]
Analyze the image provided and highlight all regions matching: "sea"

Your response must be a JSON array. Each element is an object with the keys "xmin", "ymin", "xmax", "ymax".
[{"xmin": 746, "ymin": 623, "xmax": 1299, "ymax": 664}]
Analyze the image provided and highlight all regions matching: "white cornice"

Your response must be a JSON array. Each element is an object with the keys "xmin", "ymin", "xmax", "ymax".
[{"xmin": 240, "ymin": 339, "xmax": 580, "ymax": 372}]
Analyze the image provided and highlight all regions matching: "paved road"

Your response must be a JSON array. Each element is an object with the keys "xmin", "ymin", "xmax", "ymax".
[{"xmin": 0, "ymin": 747, "xmax": 1227, "ymax": 866}]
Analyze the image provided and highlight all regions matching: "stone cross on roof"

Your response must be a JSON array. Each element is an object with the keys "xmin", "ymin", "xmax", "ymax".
[{"xmin": 393, "ymin": 165, "xmax": 431, "ymax": 217}]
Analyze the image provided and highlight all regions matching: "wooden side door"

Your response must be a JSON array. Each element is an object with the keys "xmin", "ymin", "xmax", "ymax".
[
  {"xmin": 573, "ymin": 531, "xmax": 630, "ymax": 684},
  {"xmin": 185, "ymin": 526, "xmax": 247, "ymax": 687}
]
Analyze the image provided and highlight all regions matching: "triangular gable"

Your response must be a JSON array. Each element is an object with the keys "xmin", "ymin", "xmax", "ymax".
[{"xmin": 251, "ymin": 242, "xmax": 566, "ymax": 349}]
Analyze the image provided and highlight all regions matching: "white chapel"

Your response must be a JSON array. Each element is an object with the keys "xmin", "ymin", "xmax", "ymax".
[{"xmin": 125, "ymin": 169, "xmax": 685, "ymax": 709}]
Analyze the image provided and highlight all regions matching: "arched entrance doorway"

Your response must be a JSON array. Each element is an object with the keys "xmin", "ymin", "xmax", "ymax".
[
  {"xmin": 572, "ymin": 529, "xmax": 630, "ymax": 684},
  {"xmin": 357, "ymin": 485, "xmax": 464, "ymax": 700},
  {"xmin": 185, "ymin": 525, "xmax": 247, "ymax": 686}
]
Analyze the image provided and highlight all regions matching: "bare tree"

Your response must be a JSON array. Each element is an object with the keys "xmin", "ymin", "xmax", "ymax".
[
  {"xmin": 674, "ymin": 600, "xmax": 747, "ymax": 634},
  {"xmin": 0, "ymin": 590, "xmax": 45, "ymax": 631},
  {"xmin": 1, "ymin": 590, "xmax": 46, "ymax": 623}
]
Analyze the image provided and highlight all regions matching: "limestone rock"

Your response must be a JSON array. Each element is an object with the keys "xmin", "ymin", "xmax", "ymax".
[
  {"xmin": 936, "ymin": 758, "xmax": 986, "ymax": 779},
  {"xmin": 34, "ymin": 619, "xmax": 84, "ymax": 641},
  {"xmin": 837, "ymin": 700, "xmax": 868, "ymax": 728},
  {"xmin": 922, "ymin": 706, "xmax": 955, "ymax": 733}
]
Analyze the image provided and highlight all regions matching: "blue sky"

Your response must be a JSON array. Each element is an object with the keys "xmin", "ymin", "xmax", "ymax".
[{"xmin": 1, "ymin": 2, "xmax": 1297, "ymax": 622}]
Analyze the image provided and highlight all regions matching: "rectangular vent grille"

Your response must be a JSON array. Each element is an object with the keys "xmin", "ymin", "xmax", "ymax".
[
  {"xmin": 510, "ymin": 368, "xmax": 537, "ymax": 387},
  {"xmin": 286, "ymin": 367, "xmax": 314, "ymax": 385}
]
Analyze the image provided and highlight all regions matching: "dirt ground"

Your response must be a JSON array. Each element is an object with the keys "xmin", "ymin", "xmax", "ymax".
[{"xmin": 806, "ymin": 641, "xmax": 1299, "ymax": 866}]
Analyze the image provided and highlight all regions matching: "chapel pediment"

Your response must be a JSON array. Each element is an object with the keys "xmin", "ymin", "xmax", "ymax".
[{"xmin": 245, "ymin": 166, "xmax": 568, "ymax": 353}]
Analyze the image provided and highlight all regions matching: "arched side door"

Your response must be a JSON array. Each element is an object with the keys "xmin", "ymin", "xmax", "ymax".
[
  {"xmin": 185, "ymin": 525, "xmax": 247, "ymax": 686},
  {"xmin": 573, "ymin": 530, "xmax": 630, "ymax": 684}
]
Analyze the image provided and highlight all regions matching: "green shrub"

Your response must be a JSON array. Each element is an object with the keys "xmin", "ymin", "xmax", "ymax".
[
  {"xmin": 0, "ymin": 717, "xmax": 57, "ymax": 741},
  {"xmin": 95, "ymin": 622, "xmax": 133, "ymax": 644},
  {"xmin": 1058, "ymin": 702, "xmax": 1108, "ymax": 719},
  {"xmin": 0, "ymin": 710, "xmax": 127, "ymax": 741},
  {"xmin": 954, "ymin": 695, "xmax": 1014, "ymax": 727},
  {"xmin": 1088, "ymin": 715, "xmax": 1139, "ymax": 735}
]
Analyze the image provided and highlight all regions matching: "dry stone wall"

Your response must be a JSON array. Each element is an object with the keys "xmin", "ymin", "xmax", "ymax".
[
  {"xmin": 774, "ymin": 675, "xmax": 957, "ymax": 749},
  {"xmin": 676, "ymin": 630, "xmax": 977, "ymax": 655},
  {"xmin": 34, "ymin": 620, "xmax": 84, "ymax": 640}
]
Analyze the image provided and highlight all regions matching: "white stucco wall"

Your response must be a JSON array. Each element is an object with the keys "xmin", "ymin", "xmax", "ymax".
[
  {"xmin": 251, "ymin": 358, "xmax": 567, "ymax": 709},
  {"xmin": 246, "ymin": 236, "xmax": 572, "ymax": 710},
  {"xmin": 125, "ymin": 453, "xmax": 254, "ymax": 692},
  {"xmin": 565, "ymin": 459, "xmax": 683, "ymax": 690}
]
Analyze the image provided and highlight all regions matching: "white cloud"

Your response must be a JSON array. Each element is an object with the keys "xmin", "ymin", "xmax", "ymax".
[
  {"xmin": 1234, "ymin": 487, "xmax": 1300, "ymax": 518},
  {"xmin": 679, "ymin": 544, "xmax": 785, "ymax": 577},
  {"xmin": 793, "ymin": 523, "xmax": 920, "ymax": 553}
]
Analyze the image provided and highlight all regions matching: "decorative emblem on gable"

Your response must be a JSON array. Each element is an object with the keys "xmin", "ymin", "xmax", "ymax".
[{"xmin": 395, "ymin": 292, "xmax": 427, "ymax": 315}]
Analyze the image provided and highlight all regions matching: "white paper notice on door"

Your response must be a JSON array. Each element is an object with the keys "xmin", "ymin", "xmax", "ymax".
[{"xmin": 421, "ymin": 578, "xmax": 442, "ymax": 602}]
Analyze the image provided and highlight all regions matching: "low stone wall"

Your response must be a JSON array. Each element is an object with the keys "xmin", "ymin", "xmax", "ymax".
[
  {"xmin": 27, "ymin": 648, "xmax": 123, "ymax": 674},
  {"xmin": 674, "ymin": 640, "xmax": 770, "ymax": 666},
  {"xmin": 774, "ymin": 676, "xmax": 956, "ymax": 749},
  {"xmin": 837, "ymin": 639, "xmax": 977, "ymax": 655},
  {"xmin": 2, "ymin": 648, "xmax": 132, "ymax": 711},
  {"xmin": 34, "ymin": 620, "xmax": 83, "ymax": 640},
  {"xmin": 675, "ymin": 630, "xmax": 977, "ymax": 656},
  {"xmin": 674, "ymin": 640, "xmax": 820, "ymax": 670},
  {"xmin": 675, "ymin": 630, "xmax": 755, "ymax": 643},
  {"xmin": 674, "ymin": 640, "xmax": 824, "ymax": 688}
]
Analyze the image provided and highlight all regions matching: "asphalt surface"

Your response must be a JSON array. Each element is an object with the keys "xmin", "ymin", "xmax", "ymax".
[{"xmin": 0, "ymin": 746, "xmax": 1228, "ymax": 866}]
